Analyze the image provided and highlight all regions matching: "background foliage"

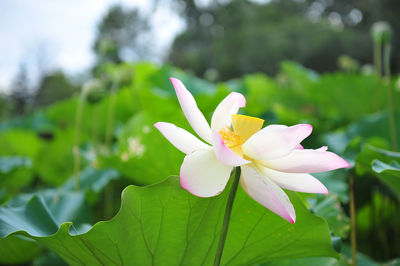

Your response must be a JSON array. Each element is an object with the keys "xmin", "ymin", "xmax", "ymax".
[
  {"xmin": 1, "ymin": 0, "xmax": 400, "ymax": 265},
  {"xmin": 0, "ymin": 61, "xmax": 399, "ymax": 265}
]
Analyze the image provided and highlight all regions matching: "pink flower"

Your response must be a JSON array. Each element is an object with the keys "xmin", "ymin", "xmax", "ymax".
[{"xmin": 154, "ymin": 78, "xmax": 350, "ymax": 223}]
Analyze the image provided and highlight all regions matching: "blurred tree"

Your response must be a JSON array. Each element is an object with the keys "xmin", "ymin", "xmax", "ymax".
[
  {"xmin": 168, "ymin": 0, "xmax": 397, "ymax": 80},
  {"xmin": 93, "ymin": 4, "xmax": 151, "ymax": 65},
  {"xmin": 305, "ymin": 0, "xmax": 400, "ymax": 71},
  {"xmin": 0, "ymin": 94, "xmax": 11, "ymax": 120},
  {"xmin": 8, "ymin": 64, "xmax": 31, "ymax": 115},
  {"xmin": 34, "ymin": 71, "xmax": 78, "ymax": 107}
]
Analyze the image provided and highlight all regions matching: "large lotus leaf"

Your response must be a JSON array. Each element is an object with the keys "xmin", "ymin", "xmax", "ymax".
[
  {"xmin": 0, "ymin": 235, "xmax": 42, "ymax": 264},
  {"xmin": 33, "ymin": 250, "xmax": 68, "ymax": 266},
  {"xmin": 1, "ymin": 176, "xmax": 338, "ymax": 265}
]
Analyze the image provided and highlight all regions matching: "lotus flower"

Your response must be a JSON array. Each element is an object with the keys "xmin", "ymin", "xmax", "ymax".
[{"xmin": 154, "ymin": 78, "xmax": 350, "ymax": 223}]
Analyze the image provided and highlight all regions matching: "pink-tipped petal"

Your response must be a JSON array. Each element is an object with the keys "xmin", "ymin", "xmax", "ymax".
[
  {"xmin": 154, "ymin": 122, "xmax": 211, "ymax": 154},
  {"xmin": 296, "ymin": 144, "xmax": 304, "ymax": 149},
  {"xmin": 242, "ymin": 124, "xmax": 313, "ymax": 161},
  {"xmin": 258, "ymin": 166, "xmax": 328, "ymax": 194},
  {"xmin": 261, "ymin": 148, "xmax": 351, "ymax": 173},
  {"xmin": 211, "ymin": 92, "xmax": 246, "ymax": 131},
  {"xmin": 240, "ymin": 165, "xmax": 296, "ymax": 223},
  {"xmin": 212, "ymin": 131, "xmax": 250, "ymax": 167},
  {"xmin": 180, "ymin": 149, "xmax": 233, "ymax": 197},
  {"xmin": 170, "ymin": 78, "xmax": 212, "ymax": 143}
]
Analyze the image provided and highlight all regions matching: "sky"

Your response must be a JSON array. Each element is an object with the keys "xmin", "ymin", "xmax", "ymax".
[{"xmin": 0, "ymin": 0, "xmax": 184, "ymax": 92}]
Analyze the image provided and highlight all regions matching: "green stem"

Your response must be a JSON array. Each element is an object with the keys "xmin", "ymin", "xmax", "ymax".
[
  {"xmin": 214, "ymin": 167, "xmax": 241, "ymax": 266},
  {"xmin": 91, "ymin": 105, "xmax": 100, "ymax": 153},
  {"xmin": 374, "ymin": 41, "xmax": 382, "ymax": 78},
  {"xmin": 350, "ymin": 176, "xmax": 357, "ymax": 266},
  {"xmin": 105, "ymin": 81, "xmax": 118, "ymax": 148},
  {"xmin": 73, "ymin": 92, "xmax": 86, "ymax": 191},
  {"xmin": 383, "ymin": 43, "xmax": 398, "ymax": 151}
]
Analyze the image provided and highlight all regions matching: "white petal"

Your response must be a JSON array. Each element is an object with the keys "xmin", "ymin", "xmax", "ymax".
[
  {"xmin": 240, "ymin": 165, "xmax": 296, "ymax": 223},
  {"xmin": 258, "ymin": 166, "xmax": 328, "ymax": 194},
  {"xmin": 211, "ymin": 92, "xmax": 246, "ymax": 131},
  {"xmin": 170, "ymin": 78, "xmax": 212, "ymax": 143},
  {"xmin": 261, "ymin": 148, "xmax": 351, "ymax": 173},
  {"xmin": 180, "ymin": 149, "xmax": 233, "ymax": 197},
  {"xmin": 212, "ymin": 131, "xmax": 250, "ymax": 167},
  {"xmin": 242, "ymin": 124, "xmax": 312, "ymax": 161},
  {"xmin": 154, "ymin": 122, "xmax": 211, "ymax": 154}
]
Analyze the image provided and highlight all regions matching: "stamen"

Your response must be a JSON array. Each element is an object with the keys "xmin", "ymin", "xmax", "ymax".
[{"xmin": 218, "ymin": 126, "xmax": 242, "ymax": 148}]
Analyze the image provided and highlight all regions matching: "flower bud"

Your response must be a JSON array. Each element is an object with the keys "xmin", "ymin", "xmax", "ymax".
[
  {"xmin": 371, "ymin": 21, "xmax": 392, "ymax": 45},
  {"xmin": 338, "ymin": 55, "xmax": 359, "ymax": 72},
  {"xmin": 396, "ymin": 76, "xmax": 400, "ymax": 92},
  {"xmin": 97, "ymin": 38, "xmax": 118, "ymax": 58},
  {"xmin": 115, "ymin": 66, "xmax": 133, "ymax": 85},
  {"xmin": 82, "ymin": 79, "xmax": 105, "ymax": 104}
]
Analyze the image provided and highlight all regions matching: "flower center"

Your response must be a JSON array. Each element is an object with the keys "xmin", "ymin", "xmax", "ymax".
[
  {"xmin": 219, "ymin": 126, "xmax": 243, "ymax": 148},
  {"xmin": 231, "ymin": 114, "xmax": 264, "ymax": 142},
  {"xmin": 218, "ymin": 114, "xmax": 265, "ymax": 152}
]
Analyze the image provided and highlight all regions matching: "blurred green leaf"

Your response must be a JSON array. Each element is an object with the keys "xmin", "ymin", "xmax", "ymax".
[
  {"xmin": 243, "ymin": 73, "xmax": 279, "ymax": 116},
  {"xmin": 372, "ymin": 160, "xmax": 400, "ymax": 198},
  {"xmin": 61, "ymin": 166, "xmax": 119, "ymax": 205},
  {"xmin": 0, "ymin": 156, "xmax": 33, "ymax": 201},
  {"xmin": 325, "ymin": 112, "xmax": 400, "ymax": 156},
  {"xmin": 61, "ymin": 166, "xmax": 119, "ymax": 193},
  {"xmin": 0, "ymin": 156, "xmax": 31, "ymax": 174},
  {"xmin": 100, "ymin": 111, "xmax": 184, "ymax": 185},
  {"xmin": 312, "ymin": 171, "xmax": 349, "ymax": 203},
  {"xmin": 259, "ymin": 256, "xmax": 343, "ymax": 266},
  {"xmin": 309, "ymin": 195, "xmax": 350, "ymax": 237},
  {"xmin": 0, "ymin": 129, "xmax": 42, "ymax": 158},
  {"xmin": 355, "ymin": 145, "xmax": 400, "ymax": 198},
  {"xmin": 35, "ymin": 129, "xmax": 75, "ymax": 185},
  {"xmin": 0, "ymin": 188, "xmax": 93, "ymax": 264}
]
